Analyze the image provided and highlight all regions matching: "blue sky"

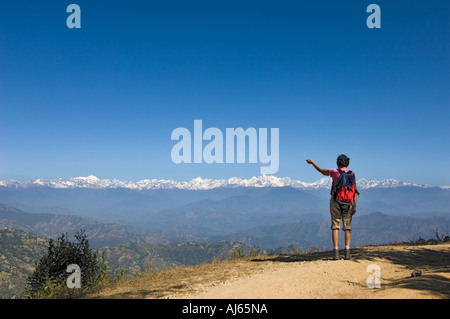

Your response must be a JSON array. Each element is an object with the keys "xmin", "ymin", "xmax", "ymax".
[{"xmin": 0, "ymin": 1, "xmax": 449, "ymax": 185}]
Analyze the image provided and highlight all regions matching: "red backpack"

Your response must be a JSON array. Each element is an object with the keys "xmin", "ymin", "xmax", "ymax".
[{"xmin": 332, "ymin": 169, "xmax": 359, "ymax": 205}]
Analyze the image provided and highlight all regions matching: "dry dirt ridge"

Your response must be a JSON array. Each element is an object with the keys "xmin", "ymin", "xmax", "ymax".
[{"xmin": 91, "ymin": 243, "xmax": 450, "ymax": 299}]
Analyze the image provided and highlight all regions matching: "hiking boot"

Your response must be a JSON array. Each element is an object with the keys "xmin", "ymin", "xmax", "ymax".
[
  {"xmin": 344, "ymin": 248, "xmax": 351, "ymax": 260},
  {"xmin": 332, "ymin": 248, "xmax": 339, "ymax": 260}
]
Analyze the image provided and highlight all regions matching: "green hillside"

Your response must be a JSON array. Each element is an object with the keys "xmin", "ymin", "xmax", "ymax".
[{"xmin": 0, "ymin": 228, "xmax": 48, "ymax": 298}]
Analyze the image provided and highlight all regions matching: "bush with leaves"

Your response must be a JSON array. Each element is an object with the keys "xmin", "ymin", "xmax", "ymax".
[{"xmin": 25, "ymin": 230, "xmax": 111, "ymax": 298}]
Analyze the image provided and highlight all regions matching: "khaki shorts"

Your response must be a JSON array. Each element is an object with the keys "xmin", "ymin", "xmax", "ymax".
[{"xmin": 330, "ymin": 199, "xmax": 354, "ymax": 231}]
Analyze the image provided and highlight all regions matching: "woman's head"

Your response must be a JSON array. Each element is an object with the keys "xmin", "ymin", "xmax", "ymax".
[{"xmin": 337, "ymin": 154, "xmax": 350, "ymax": 168}]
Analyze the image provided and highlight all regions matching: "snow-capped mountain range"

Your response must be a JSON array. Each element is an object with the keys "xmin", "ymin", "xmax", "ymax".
[{"xmin": 0, "ymin": 175, "xmax": 446, "ymax": 191}]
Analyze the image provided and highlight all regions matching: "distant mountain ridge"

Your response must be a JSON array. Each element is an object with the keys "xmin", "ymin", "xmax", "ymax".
[
  {"xmin": 2, "ymin": 202, "xmax": 449, "ymax": 252},
  {"xmin": 1, "ymin": 176, "xmax": 449, "ymax": 234},
  {"xmin": 0, "ymin": 204, "xmax": 161, "ymax": 248},
  {"xmin": 1, "ymin": 175, "xmax": 446, "ymax": 191}
]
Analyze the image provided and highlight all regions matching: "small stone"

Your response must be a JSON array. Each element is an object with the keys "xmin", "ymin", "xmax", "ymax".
[{"xmin": 411, "ymin": 269, "xmax": 423, "ymax": 277}]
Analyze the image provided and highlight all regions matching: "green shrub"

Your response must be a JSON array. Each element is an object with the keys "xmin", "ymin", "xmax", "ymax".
[
  {"xmin": 25, "ymin": 230, "xmax": 112, "ymax": 299},
  {"xmin": 230, "ymin": 247, "xmax": 246, "ymax": 260}
]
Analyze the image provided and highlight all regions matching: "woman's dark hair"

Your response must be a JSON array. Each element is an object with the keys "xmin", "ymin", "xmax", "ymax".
[{"xmin": 337, "ymin": 154, "xmax": 350, "ymax": 168}]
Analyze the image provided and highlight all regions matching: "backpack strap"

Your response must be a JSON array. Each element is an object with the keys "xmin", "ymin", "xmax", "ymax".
[
  {"xmin": 349, "ymin": 171, "xmax": 360, "ymax": 195},
  {"xmin": 347, "ymin": 170, "xmax": 360, "ymax": 195},
  {"xmin": 331, "ymin": 168, "xmax": 343, "ymax": 195}
]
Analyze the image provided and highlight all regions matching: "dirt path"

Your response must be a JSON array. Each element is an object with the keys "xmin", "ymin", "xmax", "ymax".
[
  {"xmin": 176, "ymin": 243, "xmax": 450, "ymax": 299},
  {"xmin": 91, "ymin": 243, "xmax": 450, "ymax": 299}
]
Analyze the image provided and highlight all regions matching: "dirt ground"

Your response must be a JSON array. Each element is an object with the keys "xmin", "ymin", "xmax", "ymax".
[{"xmin": 91, "ymin": 243, "xmax": 450, "ymax": 299}]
